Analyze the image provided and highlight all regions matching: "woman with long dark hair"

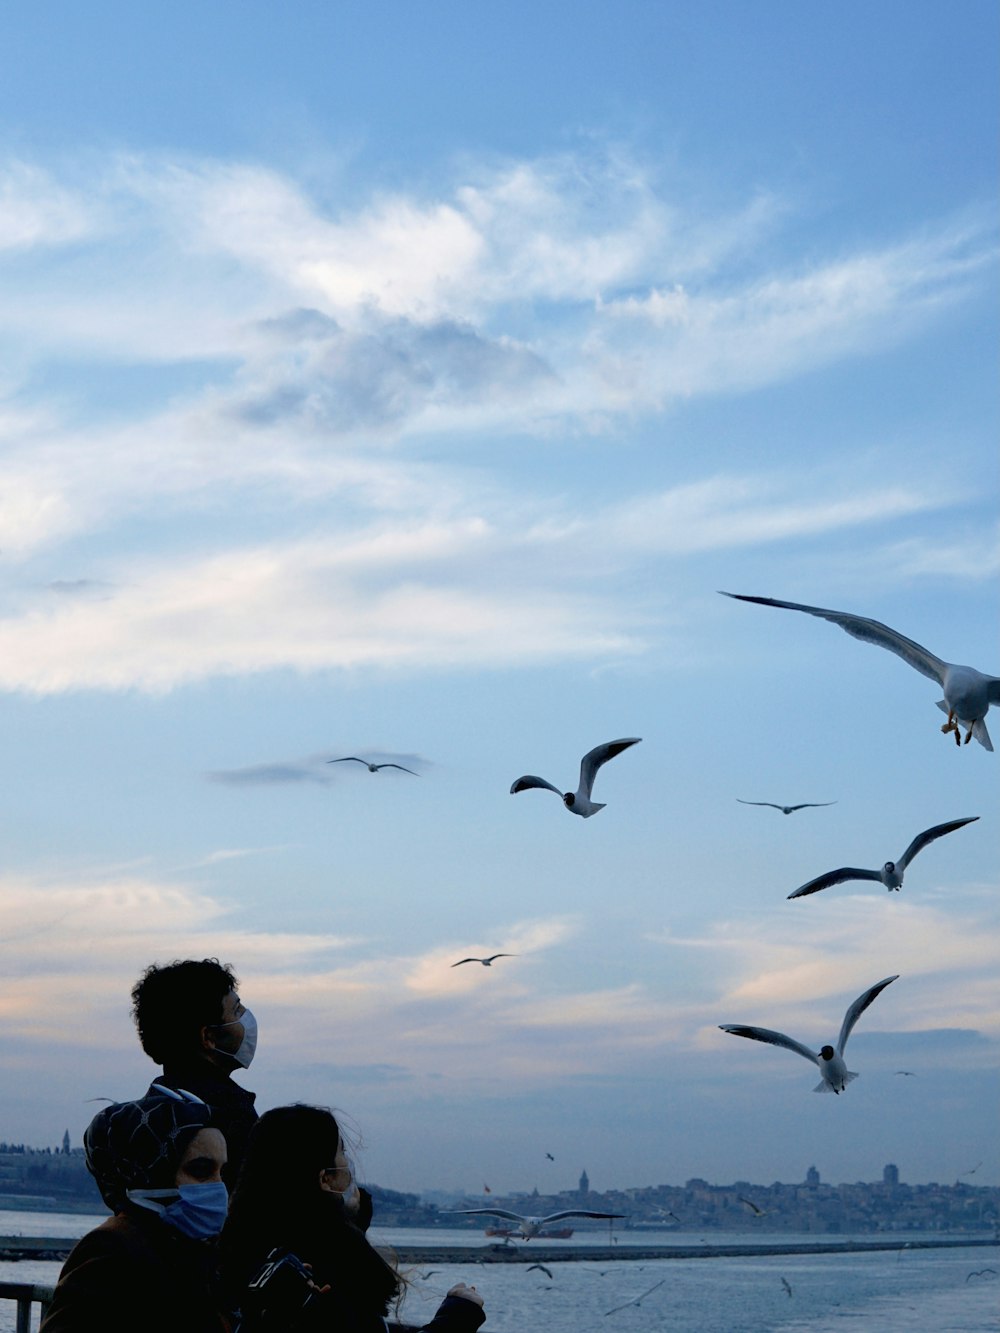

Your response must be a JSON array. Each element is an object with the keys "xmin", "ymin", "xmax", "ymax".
[{"xmin": 221, "ymin": 1104, "xmax": 486, "ymax": 1332}]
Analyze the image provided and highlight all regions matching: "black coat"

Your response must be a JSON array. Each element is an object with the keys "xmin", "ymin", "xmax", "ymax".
[{"xmin": 40, "ymin": 1212, "xmax": 230, "ymax": 1333}]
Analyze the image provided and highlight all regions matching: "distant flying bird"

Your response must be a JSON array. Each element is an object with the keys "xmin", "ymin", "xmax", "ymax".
[
  {"xmin": 451, "ymin": 954, "xmax": 516, "ymax": 968},
  {"xmin": 738, "ymin": 1196, "xmax": 768, "ymax": 1217},
  {"xmin": 895, "ymin": 1070, "xmax": 917, "ymax": 1077},
  {"xmin": 416, "ymin": 1271, "xmax": 439, "ymax": 1280},
  {"xmin": 719, "ymin": 974, "xmax": 899, "ymax": 1093},
  {"xmin": 449, "ymin": 1208, "xmax": 625, "ymax": 1240},
  {"xmin": 510, "ymin": 738, "xmax": 641, "ymax": 818},
  {"xmin": 604, "ymin": 1279, "xmax": 665, "ymax": 1317},
  {"xmin": 545, "ymin": 1152, "xmax": 555, "ymax": 1161},
  {"xmin": 787, "ymin": 817, "xmax": 978, "ymax": 898},
  {"xmin": 327, "ymin": 757, "xmax": 418, "ymax": 774},
  {"xmin": 527, "ymin": 1264, "xmax": 553, "ymax": 1279},
  {"xmin": 959, "ymin": 1162, "xmax": 983, "ymax": 1177},
  {"xmin": 781, "ymin": 1277, "xmax": 793, "ymax": 1298},
  {"xmin": 719, "ymin": 592, "xmax": 1000, "ymax": 750},
  {"xmin": 737, "ymin": 800, "xmax": 836, "ymax": 815},
  {"xmin": 966, "ymin": 1269, "xmax": 997, "ymax": 1281}
]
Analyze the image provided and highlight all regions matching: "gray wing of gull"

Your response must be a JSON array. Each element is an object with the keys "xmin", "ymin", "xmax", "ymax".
[
  {"xmin": 510, "ymin": 775, "xmax": 562, "ymax": 797},
  {"xmin": 788, "ymin": 866, "xmax": 882, "ymax": 898},
  {"xmin": 719, "ymin": 593, "xmax": 948, "ymax": 686},
  {"xmin": 578, "ymin": 738, "xmax": 641, "ymax": 800},
  {"xmin": 719, "ymin": 1024, "xmax": 819, "ymax": 1067},
  {"xmin": 541, "ymin": 1210, "xmax": 625, "ymax": 1223},
  {"xmin": 836, "ymin": 975, "xmax": 899, "ymax": 1055},
  {"xmin": 897, "ymin": 817, "xmax": 979, "ymax": 872},
  {"xmin": 328, "ymin": 756, "xmax": 367, "ymax": 765},
  {"xmin": 450, "ymin": 1208, "xmax": 526, "ymax": 1223},
  {"xmin": 737, "ymin": 800, "xmax": 784, "ymax": 810},
  {"xmin": 374, "ymin": 763, "xmax": 419, "ymax": 775}
]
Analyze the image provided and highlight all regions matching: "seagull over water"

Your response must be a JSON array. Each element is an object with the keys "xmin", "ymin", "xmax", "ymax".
[
  {"xmin": 738, "ymin": 800, "xmax": 836, "ymax": 815},
  {"xmin": 328, "ymin": 757, "xmax": 419, "ymax": 774},
  {"xmin": 719, "ymin": 974, "xmax": 899, "ymax": 1093},
  {"xmin": 450, "ymin": 954, "xmax": 516, "ymax": 968},
  {"xmin": 449, "ymin": 1208, "xmax": 624, "ymax": 1239},
  {"xmin": 787, "ymin": 816, "xmax": 978, "ymax": 898},
  {"xmin": 720, "ymin": 592, "xmax": 1000, "ymax": 750},
  {"xmin": 510, "ymin": 738, "xmax": 641, "ymax": 818}
]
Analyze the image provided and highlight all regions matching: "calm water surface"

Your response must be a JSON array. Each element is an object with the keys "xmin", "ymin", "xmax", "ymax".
[{"xmin": 1, "ymin": 1214, "xmax": 996, "ymax": 1331}]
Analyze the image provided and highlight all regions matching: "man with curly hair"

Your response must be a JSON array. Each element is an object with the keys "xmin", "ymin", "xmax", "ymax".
[{"xmin": 131, "ymin": 958, "xmax": 258, "ymax": 1185}]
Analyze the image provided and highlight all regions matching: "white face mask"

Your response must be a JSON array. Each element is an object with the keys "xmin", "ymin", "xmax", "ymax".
[{"xmin": 214, "ymin": 1007, "xmax": 258, "ymax": 1069}]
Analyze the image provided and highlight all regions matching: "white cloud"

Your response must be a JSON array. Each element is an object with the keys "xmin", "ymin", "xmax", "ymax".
[{"xmin": 0, "ymin": 162, "xmax": 96, "ymax": 251}]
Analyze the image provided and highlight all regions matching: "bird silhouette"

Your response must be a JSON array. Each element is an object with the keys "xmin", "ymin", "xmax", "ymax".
[
  {"xmin": 720, "ymin": 975, "xmax": 899, "ymax": 1093},
  {"xmin": 449, "ymin": 1207, "xmax": 624, "ymax": 1239},
  {"xmin": 328, "ymin": 757, "xmax": 418, "ymax": 774},
  {"xmin": 720, "ymin": 592, "xmax": 1000, "ymax": 750},
  {"xmin": 451, "ymin": 954, "xmax": 516, "ymax": 968},
  {"xmin": 604, "ymin": 1280, "xmax": 665, "ymax": 1317},
  {"xmin": 787, "ymin": 817, "xmax": 978, "ymax": 898},
  {"xmin": 511, "ymin": 738, "xmax": 641, "ymax": 818},
  {"xmin": 738, "ymin": 800, "xmax": 836, "ymax": 815}
]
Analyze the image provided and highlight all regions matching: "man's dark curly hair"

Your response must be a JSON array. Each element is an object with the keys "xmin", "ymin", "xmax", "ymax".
[{"xmin": 131, "ymin": 958, "xmax": 238, "ymax": 1066}]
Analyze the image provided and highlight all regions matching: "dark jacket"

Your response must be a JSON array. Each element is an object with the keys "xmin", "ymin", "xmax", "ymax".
[
  {"xmin": 40, "ymin": 1211, "xmax": 229, "ymax": 1333},
  {"xmin": 147, "ymin": 1068, "xmax": 257, "ymax": 1187},
  {"xmin": 223, "ymin": 1204, "xmax": 484, "ymax": 1333}
]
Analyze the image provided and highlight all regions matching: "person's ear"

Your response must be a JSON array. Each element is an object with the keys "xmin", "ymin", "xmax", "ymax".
[
  {"xmin": 199, "ymin": 1024, "xmax": 217, "ymax": 1052},
  {"xmin": 318, "ymin": 1168, "xmax": 337, "ymax": 1194}
]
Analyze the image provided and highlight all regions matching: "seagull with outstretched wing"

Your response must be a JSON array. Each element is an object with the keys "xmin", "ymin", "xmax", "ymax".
[
  {"xmin": 738, "ymin": 800, "xmax": 836, "ymax": 815},
  {"xmin": 720, "ymin": 975, "xmax": 899, "ymax": 1093},
  {"xmin": 720, "ymin": 592, "xmax": 1000, "ymax": 750},
  {"xmin": 448, "ymin": 1207, "xmax": 624, "ymax": 1239},
  {"xmin": 788, "ymin": 817, "xmax": 978, "ymax": 898},
  {"xmin": 328, "ymin": 757, "xmax": 419, "ymax": 774},
  {"xmin": 450, "ymin": 954, "xmax": 516, "ymax": 968},
  {"xmin": 511, "ymin": 738, "xmax": 641, "ymax": 818}
]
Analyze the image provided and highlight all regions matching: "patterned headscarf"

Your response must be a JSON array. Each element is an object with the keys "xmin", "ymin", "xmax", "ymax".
[{"xmin": 84, "ymin": 1085, "xmax": 214, "ymax": 1211}]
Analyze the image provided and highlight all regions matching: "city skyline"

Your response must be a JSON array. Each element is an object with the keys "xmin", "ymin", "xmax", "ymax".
[{"xmin": 0, "ymin": 1, "xmax": 997, "ymax": 1195}]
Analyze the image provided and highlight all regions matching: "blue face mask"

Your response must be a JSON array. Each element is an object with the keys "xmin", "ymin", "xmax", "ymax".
[{"xmin": 128, "ymin": 1181, "xmax": 229, "ymax": 1239}]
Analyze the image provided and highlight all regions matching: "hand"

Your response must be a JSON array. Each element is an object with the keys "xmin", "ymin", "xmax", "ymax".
[{"xmin": 446, "ymin": 1283, "xmax": 484, "ymax": 1309}]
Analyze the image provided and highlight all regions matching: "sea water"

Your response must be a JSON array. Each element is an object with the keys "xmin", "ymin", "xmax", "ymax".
[{"xmin": 1, "ymin": 1215, "xmax": 996, "ymax": 1332}]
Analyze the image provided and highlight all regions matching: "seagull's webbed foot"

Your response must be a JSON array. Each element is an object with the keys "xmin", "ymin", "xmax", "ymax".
[
  {"xmin": 963, "ymin": 723, "xmax": 974, "ymax": 745},
  {"xmin": 941, "ymin": 710, "xmax": 958, "ymax": 740}
]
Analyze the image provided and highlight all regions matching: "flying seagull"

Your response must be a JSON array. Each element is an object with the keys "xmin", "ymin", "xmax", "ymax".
[
  {"xmin": 719, "ymin": 974, "xmax": 899, "ymax": 1093},
  {"xmin": 510, "ymin": 738, "xmax": 641, "ymax": 818},
  {"xmin": 448, "ymin": 1208, "xmax": 624, "ymax": 1239},
  {"xmin": 781, "ymin": 1278, "xmax": 793, "ymax": 1298},
  {"xmin": 738, "ymin": 1196, "xmax": 768, "ymax": 1217},
  {"xmin": 895, "ymin": 1070, "xmax": 917, "ymax": 1077},
  {"xmin": 328, "ymin": 757, "xmax": 419, "ymax": 774},
  {"xmin": 545, "ymin": 1152, "xmax": 555, "ymax": 1161},
  {"xmin": 604, "ymin": 1280, "xmax": 665, "ymax": 1318},
  {"xmin": 738, "ymin": 800, "xmax": 836, "ymax": 815},
  {"xmin": 787, "ymin": 817, "xmax": 978, "ymax": 898},
  {"xmin": 527, "ymin": 1264, "xmax": 553, "ymax": 1279},
  {"xmin": 719, "ymin": 592, "xmax": 1000, "ymax": 750},
  {"xmin": 450, "ymin": 954, "xmax": 516, "ymax": 968}
]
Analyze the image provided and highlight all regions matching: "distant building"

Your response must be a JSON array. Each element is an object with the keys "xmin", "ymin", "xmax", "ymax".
[
  {"xmin": 806, "ymin": 1166, "xmax": 820, "ymax": 1186},
  {"xmin": 883, "ymin": 1163, "xmax": 899, "ymax": 1186},
  {"xmin": 579, "ymin": 1169, "xmax": 590, "ymax": 1197},
  {"xmin": 61, "ymin": 1130, "xmax": 70, "ymax": 1156}
]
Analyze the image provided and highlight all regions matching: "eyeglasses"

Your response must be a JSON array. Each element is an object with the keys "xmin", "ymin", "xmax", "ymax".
[{"xmin": 322, "ymin": 1160, "xmax": 356, "ymax": 1193}]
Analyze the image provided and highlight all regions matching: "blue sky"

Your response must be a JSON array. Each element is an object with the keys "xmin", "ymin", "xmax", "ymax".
[{"xmin": 0, "ymin": 2, "xmax": 997, "ymax": 1198}]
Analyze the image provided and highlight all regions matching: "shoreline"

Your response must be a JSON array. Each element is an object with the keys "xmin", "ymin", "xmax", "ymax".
[{"xmin": 3, "ymin": 1234, "xmax": 996, "ymax": 1264}]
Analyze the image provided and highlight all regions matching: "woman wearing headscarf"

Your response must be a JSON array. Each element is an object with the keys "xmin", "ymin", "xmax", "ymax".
[
  {"xmin": 221, "ymin": 1104, "xmax": 486, "ymax": 1333},
  {"xmin": 41, "ymin": 1086, "xmax": 231, "ymax": 1333}
]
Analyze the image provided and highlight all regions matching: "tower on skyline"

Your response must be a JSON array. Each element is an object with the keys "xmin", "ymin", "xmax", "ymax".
[{"xmin": 579, "ymin": 1168, "xmax": 590, "ymax": 1197}]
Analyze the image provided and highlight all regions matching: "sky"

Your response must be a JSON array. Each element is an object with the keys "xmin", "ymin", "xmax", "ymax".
[{"xmin": 0, "ymin": 2, "xmax": 997, "ymax": 1201}]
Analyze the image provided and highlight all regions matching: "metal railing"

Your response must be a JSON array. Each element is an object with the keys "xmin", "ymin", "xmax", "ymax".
[{"xmin": 0, "ymin": 1281, "xmax": 54, "ymax": 1333}]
